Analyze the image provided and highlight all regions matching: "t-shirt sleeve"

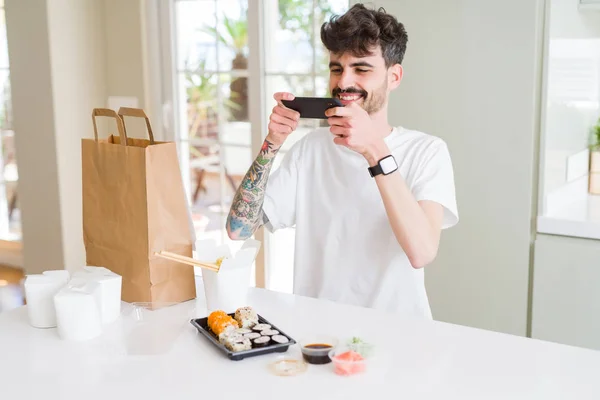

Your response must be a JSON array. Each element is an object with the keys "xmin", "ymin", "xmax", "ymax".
[
  {"xmin": 261, "ymin": 143, "xmax": 300, "ymax": 233},
  {"xmin": 411, "ymin": 140, "xmax": 459, "ymax": 229}
]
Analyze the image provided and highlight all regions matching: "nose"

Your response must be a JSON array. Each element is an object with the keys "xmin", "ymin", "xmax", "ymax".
[{"xmin": 337, "ymin": 70, "xmax": 355, "ymax": 91}]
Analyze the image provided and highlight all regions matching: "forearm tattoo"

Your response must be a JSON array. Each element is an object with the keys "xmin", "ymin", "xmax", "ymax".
[{"xmin": 227, "ymin": 139, "xmax": 280, "ymax": 238}]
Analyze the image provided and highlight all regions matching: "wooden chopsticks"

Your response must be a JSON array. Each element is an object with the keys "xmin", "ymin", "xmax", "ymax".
[{"xmin": 154, "ymin": 250, "xmax": 220, "ymax": 272}]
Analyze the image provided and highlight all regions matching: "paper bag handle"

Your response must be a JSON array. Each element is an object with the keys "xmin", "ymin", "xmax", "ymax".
[
  {"xmin": 118, "ymin": 107, "xmax": 156, "ymax": 144},
  {"xmin": 92, "ymin": 108, "xmax": 128, "ymax": 146}
]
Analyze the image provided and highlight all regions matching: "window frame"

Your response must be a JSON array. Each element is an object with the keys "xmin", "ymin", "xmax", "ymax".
[{"xmin": 156, "ymin": 0, "xmax": 348, "ymax": 290}]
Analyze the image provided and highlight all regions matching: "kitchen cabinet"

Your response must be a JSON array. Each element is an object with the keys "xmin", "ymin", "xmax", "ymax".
[{"xmin": 532, "ymin": 233, "xmax": 600, "ymax": 350}]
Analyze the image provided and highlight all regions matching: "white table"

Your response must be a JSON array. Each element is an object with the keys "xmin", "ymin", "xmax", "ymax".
[{"xmin": 1, "ymin": 286, "xmax": 600, "ymax": 399}]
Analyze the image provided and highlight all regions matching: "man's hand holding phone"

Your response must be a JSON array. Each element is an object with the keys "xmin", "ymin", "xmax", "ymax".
[
  {"xmin": 267, "ymin": 92, "xmax": 300, "ymax": 146},
  {"xmin": 326, "ymin": 101, "xmax": 389, "ymax": 164}
]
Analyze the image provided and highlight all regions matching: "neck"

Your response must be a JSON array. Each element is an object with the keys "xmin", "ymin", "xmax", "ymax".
[{"xmin": 368, "ymin": 106, "xmax": 393, "ymax": 136}]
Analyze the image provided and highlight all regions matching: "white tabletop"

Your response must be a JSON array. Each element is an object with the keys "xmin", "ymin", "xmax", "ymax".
[{"xmin": 1, "ymin": 285, "xmax": 600, "ymax": 399}]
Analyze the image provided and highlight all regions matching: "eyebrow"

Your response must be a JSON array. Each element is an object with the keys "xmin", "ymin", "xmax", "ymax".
[{"xmin": 329, "ymin": 61, "xmax": 375, "ymax": 69}]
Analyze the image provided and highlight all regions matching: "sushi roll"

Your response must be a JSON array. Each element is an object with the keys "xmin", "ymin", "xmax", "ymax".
[
  {"xmin": 207, "ymin": 310, "xmax": 228, "ymax": 332},
  {"xmin": 272, "ymin": 335, "xmax": 289, "ymax": 344},
  {"xmin": 252, "ymin": 323, "xmax": 271, "ymax": 332},
  {"xmin": 218, "ymin": 329, "xmax": 241, "ymax": 345},
  {"xmin": 261, "ymin": 329, "xmax": 279, "ymax": 336},
  {"xmin": 235, "ymin": 328, "xmax": 252, "ymax": 335},
  {"xmin": 208, "ymin": 311, "xmax": 238, "ymax": 336},
  {"xmin": 234, "ymin": 306, "xmax": 259, "ymax": 329},
  {"xmin": 207, "ymin": 310, "xmax": 227, "ymax": 328},
  {"xmin": 253, "ymin": 336, "xmax": 271, "ymax": 348},
  {"xmin": 215, "ymin": 319, "xmax": 238, "ymax": 336},
  {"xmin": 244, "ymin": 332, "xmax": 261, "ymax": 340},
  {"xmin": 225, "ymin": 337, "xmax": 252, "ymax": 352}
]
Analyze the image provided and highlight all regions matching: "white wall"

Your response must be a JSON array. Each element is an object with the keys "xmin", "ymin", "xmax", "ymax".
[
  {"xmin": 103, "ymin": 0, "xmax": 164, "ymax": 141},
  {"xmin": 104, "ymin": 0, "xmax": 146, "ymax": 108},
  {"xmin": 551, "ymin": 0, "xmax": 600, "ymax": 37},
  {"xmin": 5, "ymin": 0, "xmax": 65, "ymax": 273},
  {"xmin": 369, "ymin": 0, "xmax": 546, "ymax": 336},
  {"xmin": 46, "ymin": 0, "xmax": 108, "ymax": 272},
  {"xmin": 103, "ymin": 0, "xmax": 153, "ymax": 140}
]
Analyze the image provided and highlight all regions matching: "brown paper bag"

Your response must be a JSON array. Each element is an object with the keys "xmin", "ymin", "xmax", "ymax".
[{"xmin": 82, "ymin": 108, "xmax": 196, "ymax": 304}]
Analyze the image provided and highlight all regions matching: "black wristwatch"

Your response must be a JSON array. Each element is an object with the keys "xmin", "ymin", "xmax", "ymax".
[{"xmin": 368, "ymin": 155, "xmax": 398, "ymax": 177}]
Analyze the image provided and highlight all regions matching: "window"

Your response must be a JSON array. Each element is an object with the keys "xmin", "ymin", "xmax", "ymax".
[
  {"xmin": 170, "ymin": 0, "xmax": 251, "ymax": 250},
  {"xmin": 0, "ymin": 0, "xmax": 19, "ymax": 241},
  {"xmin": 262, "ymin": 0, "xmax": 349, "ymax": 293},
  {"xmin": 547, "ymin": 39, "xmax": 600, "ymax": 107},
  {"xmin": 162, "ymin": 0, "xmax": 348, "ymax": 292}
]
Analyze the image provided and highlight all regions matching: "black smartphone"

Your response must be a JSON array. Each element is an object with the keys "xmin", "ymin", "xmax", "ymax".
[{"xmin": 281, "ymin": 97, "xmax": 343, "ymax": 119}]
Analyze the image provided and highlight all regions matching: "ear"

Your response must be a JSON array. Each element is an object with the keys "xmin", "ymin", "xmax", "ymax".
[{"xmin": 388, "ymin": 64, "xmax": 403, "ymax": 90}]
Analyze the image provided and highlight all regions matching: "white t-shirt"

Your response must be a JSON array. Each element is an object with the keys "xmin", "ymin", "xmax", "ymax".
[{"xmin": 262, "ymin": 126, "xmax": 458, "ymax": 319}]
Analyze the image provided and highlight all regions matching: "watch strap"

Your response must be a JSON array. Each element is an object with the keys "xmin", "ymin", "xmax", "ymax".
[
  {"xmin": 368, "ymin": 155, "xmax": 397, "ymax": 177},
  {"xmin": 368, "ymin": 163, "xmax": 383, "ymax": 177}
]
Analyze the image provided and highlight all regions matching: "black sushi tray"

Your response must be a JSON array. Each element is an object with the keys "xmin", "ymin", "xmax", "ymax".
[{"xmin": 190, "ymin": 313, "xmax": 297, "ymax": 361}]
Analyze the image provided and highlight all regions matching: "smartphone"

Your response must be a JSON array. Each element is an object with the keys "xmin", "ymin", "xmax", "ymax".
[{"xmin": 281, "ymin": 97, "xmax": 343, "ymax": 119}]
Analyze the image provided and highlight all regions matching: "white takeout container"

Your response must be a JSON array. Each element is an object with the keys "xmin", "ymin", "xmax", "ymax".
[
  {"xmin": 23, "ymin": 270, "xmax": 70, "ymax": 328},
  {"xmin": 71, "ymin": 266, "xmax": 122, "ymax": 324},
  {"xmin": 194, "ymin": 238, "xmax": 261, "ymax": 313}
]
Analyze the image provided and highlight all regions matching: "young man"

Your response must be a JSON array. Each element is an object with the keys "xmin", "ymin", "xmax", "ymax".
[{"xmin": 226, "ymin": 4, "xmax": 458, "ymax": 319}]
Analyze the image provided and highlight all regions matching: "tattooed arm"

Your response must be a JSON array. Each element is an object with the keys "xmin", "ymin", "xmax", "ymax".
[
  {"xmin": 226, "ymin": 139, "xmax": 281, "ymax": 239},
  {"xmin": 226, "ymin": 92, "xmax": 300, "ymax": 240}
]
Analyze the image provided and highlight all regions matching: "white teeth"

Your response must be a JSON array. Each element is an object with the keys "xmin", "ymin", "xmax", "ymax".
[{"xmin": 339, "ymin": 95, "xmax": 361, "ymax": 101}]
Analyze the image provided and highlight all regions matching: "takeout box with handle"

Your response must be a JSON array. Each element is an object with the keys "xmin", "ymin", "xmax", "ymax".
[
  {"xmin": 82, "ymin": 107, "xmax": 196, "ymax": 305},
  {"xmin": 194, "ymin": 239, "xmax": 261, "ymax": 313}
]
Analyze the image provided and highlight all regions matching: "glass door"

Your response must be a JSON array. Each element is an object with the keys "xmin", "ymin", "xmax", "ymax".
[
  {"xmin": 160, "ymin": 0, "xmax": 349, "ymax": 292},
  {"xmin": 170, "ymin": 0, "xmax": 252, "ymax": 249}
]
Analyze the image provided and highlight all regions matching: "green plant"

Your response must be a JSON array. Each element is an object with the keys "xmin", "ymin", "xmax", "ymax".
[
  {"xmin": 202, "ymin": 17, "xmax": 248, "ymax": 59},
  {"xmin": 184, "ymin": 58, "xmax": 217, "ymax": 149},
  {"xmin": 183, "ymin": 58, "xmax": 238, "ymax": 158},
  {"xmin": 278, "ymin": 0, "xmax": 344, "ymax": 92},
  {"xmin": 592, "ymin": 118, "xmax": 600, "ymax": 151},
  {"xmin": 185, "ymin": 60, "xmax": 216, "ymax": 104},
  {"xmin": 199, "ymin": 3, "xmax": 249, "ymax": 121},
  {"xmin": 278, "ymin": 0, "xmax": 334, "ymax": 37}
]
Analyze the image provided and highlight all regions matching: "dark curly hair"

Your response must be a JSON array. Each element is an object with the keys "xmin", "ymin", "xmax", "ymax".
[{"xmin": 320, "ymin": 3, "xmax": 408, "ymax": 67}]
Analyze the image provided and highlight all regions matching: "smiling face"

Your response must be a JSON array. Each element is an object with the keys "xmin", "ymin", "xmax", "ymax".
[{"xmin": 328, "ymin": 46, "xmax": 402, "ymax": 116}]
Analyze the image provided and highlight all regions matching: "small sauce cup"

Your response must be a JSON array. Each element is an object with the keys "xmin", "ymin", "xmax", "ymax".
[{"xmin": 299, "ymin": 335, "xmax": 338, "ymax": 365}]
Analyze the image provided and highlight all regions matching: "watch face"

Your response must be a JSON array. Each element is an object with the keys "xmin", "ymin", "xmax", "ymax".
[{"xmin": 380, "ymin": 156, "xmax": 398, "ymax": 174}]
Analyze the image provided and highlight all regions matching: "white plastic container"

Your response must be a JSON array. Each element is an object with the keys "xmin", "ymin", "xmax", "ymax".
[
  {"xmin": 195, "ymin": 239, "xmax": 261, "ymax": 313},
  {"xmin": 23, "ymin": 270, "xmax": 70, "ymax": 328},
  {"xmin": 54, "ymin": 280, "xmax": 103, "ymax": 341},
  {"xmin": 72, "ymin": 266, "xmax": 122, "ymax": 324}
]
